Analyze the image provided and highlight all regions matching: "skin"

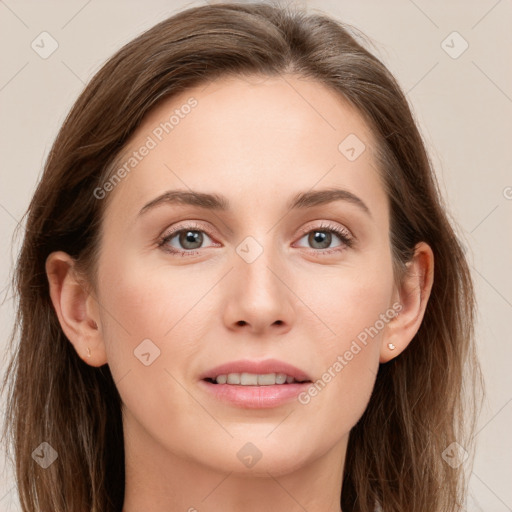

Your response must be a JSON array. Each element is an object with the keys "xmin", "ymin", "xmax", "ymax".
[{"xmin": 46, "ymin": 74, "xmax": 434, "ymax": 512}]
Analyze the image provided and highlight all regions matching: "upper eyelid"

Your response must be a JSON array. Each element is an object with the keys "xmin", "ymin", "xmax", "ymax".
[
  {"xmin": 161, "ymin": 221, "xmax": 214, "ymax": 238},
  {"xmin": 296, "ymin": 221, "xmax": 352, "ymax": 237},
  {"xmin": 161, "ymin": 220, "xmax": 353, "ymax": 244}
]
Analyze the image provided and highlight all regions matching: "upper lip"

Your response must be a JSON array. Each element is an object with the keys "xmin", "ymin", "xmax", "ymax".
[{"xmin": 200, "ymin": 358, "xmax": 312, "ymax": 382}]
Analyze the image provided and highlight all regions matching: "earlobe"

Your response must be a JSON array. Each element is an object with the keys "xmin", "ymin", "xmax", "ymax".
[
  {"xmin": 45, "ymin": 251, "xmax": 108, "ymax": 367},
  {"xmin": 380, "ymin": 242, "xmax": 434, "ymax": 363}
]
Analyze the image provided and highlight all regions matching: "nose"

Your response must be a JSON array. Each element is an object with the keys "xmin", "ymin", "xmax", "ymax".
[{"xmin": 222, "ymin": 240, "xmax": 295, "ymax": 336}]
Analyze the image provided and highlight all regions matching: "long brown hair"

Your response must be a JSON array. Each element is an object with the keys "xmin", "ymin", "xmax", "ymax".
[{"xmin": 1, "ymin": 2, "xmax": 483, "ymax": 510}]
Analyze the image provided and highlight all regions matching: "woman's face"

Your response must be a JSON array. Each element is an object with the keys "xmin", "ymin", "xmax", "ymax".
[{"xmin": 94, "ymin": 74, "xmax": 400, "ymax": 476}]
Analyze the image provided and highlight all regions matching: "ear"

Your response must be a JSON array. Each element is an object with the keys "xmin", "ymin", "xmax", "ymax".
[
  {"xmin": 380, "ymin": 241, "xmax": 434, "ymax": 363},
  {"xmin": 45, "ymin": 251, "xmax": 108, "ymax": 367}
]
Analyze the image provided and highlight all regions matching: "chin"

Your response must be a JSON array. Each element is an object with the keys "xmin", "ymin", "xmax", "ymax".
[{"xmin": 211, "ymin": 438, "xmax": 313, "ymax": 478}]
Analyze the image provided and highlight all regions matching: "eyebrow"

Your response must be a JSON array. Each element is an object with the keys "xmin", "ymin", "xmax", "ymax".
[{"xmin": 138, "ymin": 187, "xmax": 371, "ymax": 218}]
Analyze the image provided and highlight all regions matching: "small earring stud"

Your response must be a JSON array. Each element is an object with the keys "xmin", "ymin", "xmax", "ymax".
[{"xmin": 387, "ymin": 343, "xmax": 396, "ymax": 350}]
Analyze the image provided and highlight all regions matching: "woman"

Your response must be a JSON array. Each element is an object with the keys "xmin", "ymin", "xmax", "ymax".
[{"xmin": 1, "ymin": 2, "xmax": 482, "ymax": 511}]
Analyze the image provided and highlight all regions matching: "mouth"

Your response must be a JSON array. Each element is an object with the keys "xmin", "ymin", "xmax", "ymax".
[
  {"xmin": 198, "ymin": 359, "xmax": 313, "ymax": 408},
  {"xmin": 203, "ymin": 372, "xmax": 312, "ymax": 386},
  {"xmin": 199, "ymin": 358, "xmax": 313, "ymax": 384}
]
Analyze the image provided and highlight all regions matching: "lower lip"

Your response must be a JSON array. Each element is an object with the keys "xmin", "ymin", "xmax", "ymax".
[{"xmin": 199, "ymin": 379, "xmax": 311, "ymax": 409}]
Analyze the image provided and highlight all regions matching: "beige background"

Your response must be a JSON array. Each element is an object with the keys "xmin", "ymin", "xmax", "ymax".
[{"xmin": 1, "ymin": 0, "xmax": 511, "ymax": 510}]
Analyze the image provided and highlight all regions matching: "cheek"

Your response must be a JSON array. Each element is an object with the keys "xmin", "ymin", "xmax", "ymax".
[
  {"xmin": 293, "ymin": 263, "xmax": 393, "ymax": 427},
  {"xmin": 98, "ymin": 248, "xmax": 208, "ymax": 339},
  {"xmin": 297, "ymin": 258, "xmax": 394, "ymax": 346},
  {"xmin": 95, "ymin": 255, "xmax": 207, "ymax": 435},
  {"xmin": 94, "ymin": 249, "xmax": 207, "ymax": 391}
]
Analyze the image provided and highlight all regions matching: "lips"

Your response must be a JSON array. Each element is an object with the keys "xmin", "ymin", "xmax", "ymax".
[
  {"xmin": 199, "ymin": 359, "xmax": 313, "ymax": 409},
  {"xmin": 199, "ymin": 358, "xmax": 312, "ymax": 383}
]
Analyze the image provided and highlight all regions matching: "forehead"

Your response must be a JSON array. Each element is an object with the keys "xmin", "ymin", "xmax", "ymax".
[{"xmin": 103, "ymin": 74, "xmax": 384, "ymax": 219}]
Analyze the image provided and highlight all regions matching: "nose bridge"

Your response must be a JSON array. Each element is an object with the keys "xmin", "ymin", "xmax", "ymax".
[
  {"xmin": 223, "ymin": 230, "xmax": 295, "ymax": 332},
  {"xmin": 235, "ymin": 232, "xmax": 284, "ymax": 301}
]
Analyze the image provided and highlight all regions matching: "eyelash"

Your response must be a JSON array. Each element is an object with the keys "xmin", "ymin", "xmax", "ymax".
[{"xmin": 157, "ymin": 221, "xmax": 354, "ymax": 257}]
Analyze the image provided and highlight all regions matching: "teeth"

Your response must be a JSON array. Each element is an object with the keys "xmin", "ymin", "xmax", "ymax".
[
  {"xmin": 227, "ymin": 373, "xmax": 240, "ymax": 384},
  {"xmin": 275, "ymin": 373, "xmax": 287, "ymax": 384},
  {"xmin": 213, "ymin": 372, "xmax": 300, "ymax": 385},
  {"xmin": 216, "ymin": 374, "xmax": 227, "ymax": 384},
  {"xmin": 257, "ymin": 373, "xmax": 274, "ymax": 385}
]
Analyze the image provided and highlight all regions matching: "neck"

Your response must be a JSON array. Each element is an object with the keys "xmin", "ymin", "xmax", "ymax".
[{"xmin": 121, "ymin": 411, "xmax": 346, "ymax": 512}]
